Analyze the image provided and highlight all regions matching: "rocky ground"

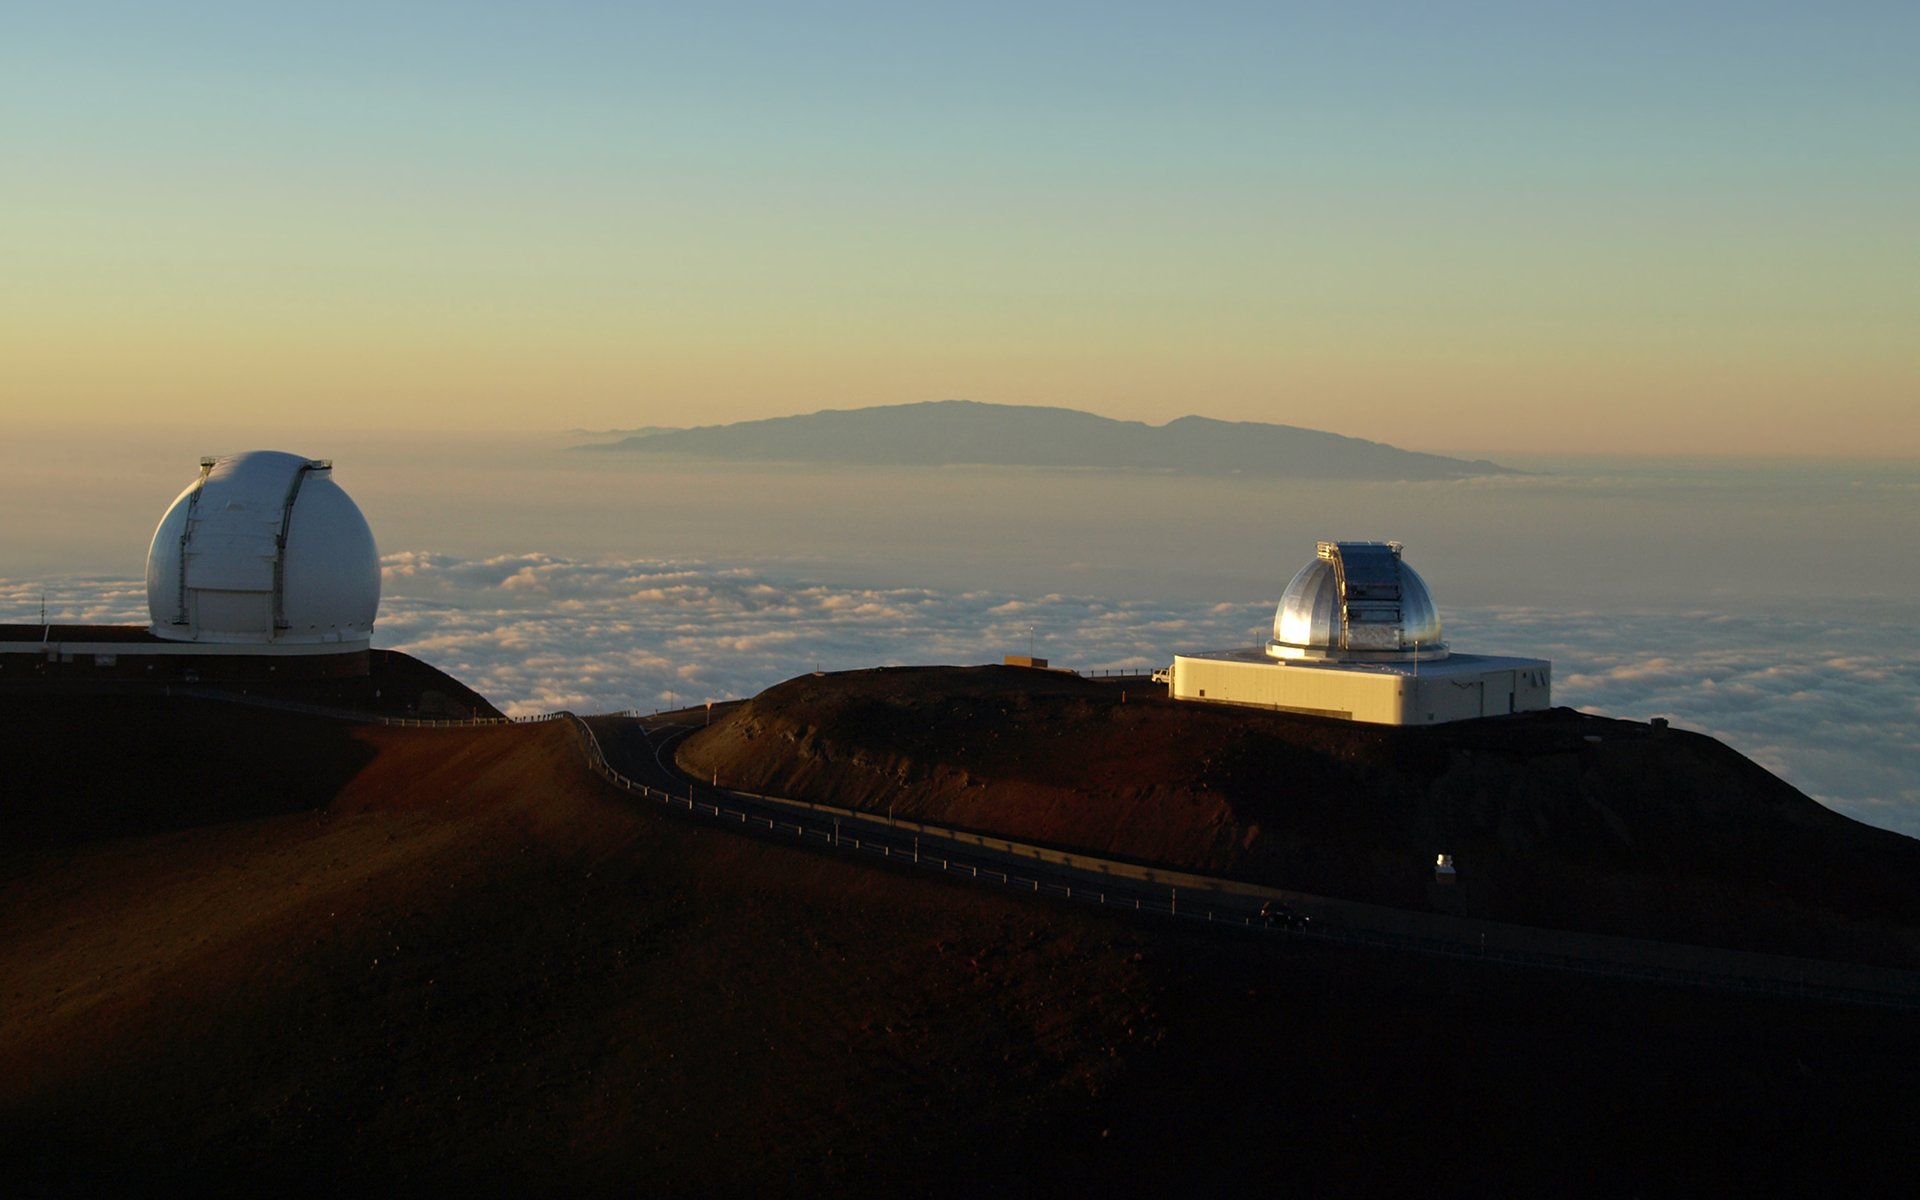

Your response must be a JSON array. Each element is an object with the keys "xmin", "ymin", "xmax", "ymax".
[
  {"xmin": 4, "ymin": 662, "xmax": 1919, "ymax": 1195},
  {"xmin": 678, "ymin": 665, "xmax": 1920, "ymax": 967}
]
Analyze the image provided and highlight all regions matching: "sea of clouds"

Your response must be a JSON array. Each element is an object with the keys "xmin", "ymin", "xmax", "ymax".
[{"xmin": 8, "ymin": 555, "xmax": 1917, "ymax": 839}]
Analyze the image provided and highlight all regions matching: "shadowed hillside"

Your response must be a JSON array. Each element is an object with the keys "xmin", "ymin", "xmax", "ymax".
[
  {"xmin": 678, "ymin": 665, "xmax": 1920, "ymax": 968},
  {"xmin": 0, "ymin": 650, "xmax": 498, "ymax": 847},
  {"xmin": 5, "ymin": 680, "xmax": 1919, "ymax": 1195}
]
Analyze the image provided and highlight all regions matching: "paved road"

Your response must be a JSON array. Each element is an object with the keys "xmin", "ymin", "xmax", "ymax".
[
  {"xmin": 586, "ymin": 708, "xmax": 1209, "ymax": 920},
  {"xmin": 85, "ymin": 687, "xmax": 1920, "ymax": 1008},
  {"xmin": 84, "ymin": 686, "xmax": 1920, "ymax": 1008},
  {"xmin": 581, "ymin": 707, "xmax": 1920, "ymax": 1010}
]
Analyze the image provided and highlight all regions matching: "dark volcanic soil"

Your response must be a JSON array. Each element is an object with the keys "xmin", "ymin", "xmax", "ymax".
[
  {"xmin": 679, "ymin": 665, "xmax": 1920, "ymax": 967},
  {"xmin": 5, "ymin": 677, "xmax": 1920, "ymax": 1195},
  {"xmin": 0, "ymin": 650, "xmax": 499, "ymax": 849}
]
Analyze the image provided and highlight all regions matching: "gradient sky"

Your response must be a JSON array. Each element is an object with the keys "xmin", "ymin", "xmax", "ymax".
[{"xmin": 5, "ymin": 2, "xmax": 1916, "ymax": 457}]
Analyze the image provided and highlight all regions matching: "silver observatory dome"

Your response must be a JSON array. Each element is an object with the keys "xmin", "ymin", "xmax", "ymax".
[{"xmin": 1267, "ymin": 540, "xmax": 1448, "ymax": 662}]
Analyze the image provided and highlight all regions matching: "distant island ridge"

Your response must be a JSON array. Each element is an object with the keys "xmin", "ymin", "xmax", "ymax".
[{"xmin": 578, "ymin": 400, "xmax": 1514, "ymax": 480}]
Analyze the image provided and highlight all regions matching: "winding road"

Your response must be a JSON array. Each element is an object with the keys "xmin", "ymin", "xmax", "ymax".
[{"xmin": 580, "ymin": 706, "xmax": 1920, "ymax": 1010}]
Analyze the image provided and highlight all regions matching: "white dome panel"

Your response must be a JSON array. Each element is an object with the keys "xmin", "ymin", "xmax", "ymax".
[{"xmin": 146, "ymin": 451, "xmax": 380, "ymax": 646}]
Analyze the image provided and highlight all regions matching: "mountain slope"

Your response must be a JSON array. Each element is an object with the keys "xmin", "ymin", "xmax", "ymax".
[
  {"xmin": 584, "ymin": 399, "xmax": 1510, "ymax": 480},
  {"xmin": 677, "ymin": 665, "xmax": 1920, "ymax": 968},
  {"xmin": 5, "ymin": 687, "xmax": 1920, "ymax": 1193}
]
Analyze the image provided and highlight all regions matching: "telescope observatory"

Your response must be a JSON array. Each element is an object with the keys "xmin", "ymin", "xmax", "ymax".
[
  {"xmin": 1165, "ymin": 541, "xmax": 1550, "ymax": 725},
  {"xmin": 146, "ymin": 451, "xmax": 379, "ymax": 648},
  {"xmin": 3, "ymin": 451, "xmax": 380, "ymax": 682}
]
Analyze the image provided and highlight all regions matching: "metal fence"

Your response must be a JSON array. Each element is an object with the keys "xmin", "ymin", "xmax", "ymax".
[
  {"xmin": 561, "ymin": 718, "xmax": 1920, "ymax": 1010},
  {"xmin": 135, "ymin": 683, "xmax": 1920, "ymax": 1010}
]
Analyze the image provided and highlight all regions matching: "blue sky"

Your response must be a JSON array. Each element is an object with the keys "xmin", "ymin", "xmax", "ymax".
[{"xmin": 5, "ymin": 1, "xmax": 1917, "ymax": 455}]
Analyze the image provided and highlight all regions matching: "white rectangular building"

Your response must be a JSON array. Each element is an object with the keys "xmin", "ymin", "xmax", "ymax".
[{"xmin": 1169, "ymin": 649, "xmax": 1551, "ymax": 726}]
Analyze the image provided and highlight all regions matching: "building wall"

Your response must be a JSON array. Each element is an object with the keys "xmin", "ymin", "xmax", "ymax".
[
  {"xmin": 0, "ymin": 642, "xmax": 369, "ymax": 682},
  {"xmin": 1171, "ymin": 655, "xmax": 1409, "ymax": 723},
  {"xmin": 1171, "ymin": 654, "xmax": 1552, "ymax": 726},
  {"xmin": 1405, "ymin": 664, "xmax": 1552, "ymax": 723}
]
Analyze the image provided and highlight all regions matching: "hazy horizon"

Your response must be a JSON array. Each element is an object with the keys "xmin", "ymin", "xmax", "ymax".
[
  {"xmin": 4, "ymin": 427, "xmax": 1916, "ymax": 840},
  {"xmin": 6, "ymin": 421, "xmax": 1918, "ymax": 603}
]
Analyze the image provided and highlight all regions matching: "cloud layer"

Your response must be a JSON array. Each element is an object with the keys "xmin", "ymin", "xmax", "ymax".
[
  {"xmin": 9, "ymin": 557, "xmax": 1918, "ymax": 839},
  {"xmin": 373, "ymin": 551, "xmax": 1223, "ymax": 717}
]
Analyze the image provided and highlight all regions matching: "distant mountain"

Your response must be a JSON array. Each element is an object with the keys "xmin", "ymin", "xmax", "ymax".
[
  {"xmin": 578, "ymin": 400, "xmax": 1511, "ymax": 480},
  {"xmin": 568, "ymin": 425, "xmax": 683, "ymax": 443}
]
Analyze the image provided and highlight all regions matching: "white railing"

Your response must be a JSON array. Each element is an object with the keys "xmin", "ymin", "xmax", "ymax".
[
  {"xmin": 564, "ymin": 721, "xmax": 1920, "ymax": 1010},
  {"xmin": 377, "ymin": 712, "xmax": 566, "ymax": 728},
  {"xmin": 142, "ymin": 683, "xmax": 1920, "ymax": 1010}
]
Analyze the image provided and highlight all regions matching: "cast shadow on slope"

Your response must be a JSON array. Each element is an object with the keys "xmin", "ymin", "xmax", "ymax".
[{"xmin": 0, "ymin": 651, "xmax": 499, "ymax": 850}]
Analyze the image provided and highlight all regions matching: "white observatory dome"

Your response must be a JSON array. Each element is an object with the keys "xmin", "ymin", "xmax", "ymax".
[
  {"xmin": 1267, "ymin": 540, "xmax": 1447, "ymax": 662},
  {"xmin": 145, "ymin": 451, "xmax": 380, "ymax": 646}
]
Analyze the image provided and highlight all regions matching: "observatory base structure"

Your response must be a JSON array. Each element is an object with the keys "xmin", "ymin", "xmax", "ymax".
[
  {"xmin": 0, "ymin": 625, "xmax": 370, "ymax": 682},
  {"xmin": 1167, "ymin": 649, "xmax": 1550, "ymax": 726},
  {"xmin": 1168, "ymin": 539, "xmax": 1552, "ymax": 726}
]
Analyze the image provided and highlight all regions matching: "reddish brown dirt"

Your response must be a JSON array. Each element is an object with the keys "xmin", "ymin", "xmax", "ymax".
[
  {"xmin": 4, "ymin": 680, "xmax": 1920, "ymax": 1195},
  {"xmin": 679, "ymin": 665, "xmax": 1920, "ymax": 966},
  {"xmin": 0, "ymin": 705, "xmax": 1153, "ymax": 1195},
  {"xmin": 203, "ymin": 647, "xmax": 504, "ymax": 719},
  {"xmin": 0, "ymin": 651, "xmax": 497, "ymax": 848}
]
